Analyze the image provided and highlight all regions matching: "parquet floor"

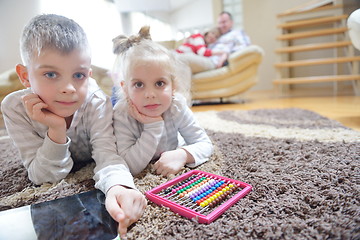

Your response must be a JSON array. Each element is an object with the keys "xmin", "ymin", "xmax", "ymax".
[{"xmin": 191, "ymin": 89, "xmax": 360, "ymax": 131}]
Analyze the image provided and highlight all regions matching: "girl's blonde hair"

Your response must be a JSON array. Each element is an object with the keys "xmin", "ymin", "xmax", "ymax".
[{"xmin": 112, "ymin": 26, "xmax": 191, "ymax": 103}]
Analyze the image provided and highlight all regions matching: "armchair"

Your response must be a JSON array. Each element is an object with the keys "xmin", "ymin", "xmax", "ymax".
[
  {"xmin": 159, "ymin": 40, "xmax": 264, "ymax": 101},
  {"xmin": 191, "ymin": 45, "xmax": 264, "ymax": 101}
]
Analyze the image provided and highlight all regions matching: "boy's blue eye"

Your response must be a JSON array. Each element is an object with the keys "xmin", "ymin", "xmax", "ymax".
[
  {"xmin": 74, "ymin": 72, "xmax": 86, "ymax": 80},
  {"xmin": 44, "ymin": 72, "xmax": 57, "ymax": 79}
]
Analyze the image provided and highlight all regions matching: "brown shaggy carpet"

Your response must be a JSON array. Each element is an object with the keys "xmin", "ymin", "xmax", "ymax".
[{"xmin": 0, "ymin": 108, "xmax": 359, "ymax": 239}]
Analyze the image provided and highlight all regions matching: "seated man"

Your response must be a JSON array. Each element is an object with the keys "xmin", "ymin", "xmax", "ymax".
[
  {"xmin": 177, "ymin": 11, "xmax": 251, "ymax": 74},
  {"xmin": 215, "ymin": 11, "xmax": 251, "ymax": 53}
]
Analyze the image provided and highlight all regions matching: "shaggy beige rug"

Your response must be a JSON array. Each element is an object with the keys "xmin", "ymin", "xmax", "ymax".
[{"xmin": 0, "ymin": 108, "xmax": 359, "ymax": 239}]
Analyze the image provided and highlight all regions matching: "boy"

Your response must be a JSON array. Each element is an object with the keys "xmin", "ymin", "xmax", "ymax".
[{"xmin": 0, "ymin": 14, "xmax": 146, "ymax": 238}]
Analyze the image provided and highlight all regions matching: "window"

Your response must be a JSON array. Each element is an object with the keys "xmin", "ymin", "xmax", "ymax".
[
  {"xmin": 40, "ymin": 0, "xmax": 122, "ymax": 69},
  {"xmin": 128, "ymin": 12, "xmax": 173, "ymax": 41},
  {"xmin": 223, "ymin": 0, "xmax": 243, "ymax": 29}
]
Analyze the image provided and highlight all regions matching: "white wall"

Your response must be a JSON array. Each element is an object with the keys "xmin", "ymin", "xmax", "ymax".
[
  {"xmin": 170, "ymin": 0, "xmax": 214, "ymax": 33},
  {"xmin": 243, "ymin": 0, "xmax": 354, "ymax": 91},
  {"xmin": 243, "ymin": 0, "xmax": 310, "ymax": 91},
  {"xmin": 0, "ymin": 0, "xmax": 41, "ymax": 73}
]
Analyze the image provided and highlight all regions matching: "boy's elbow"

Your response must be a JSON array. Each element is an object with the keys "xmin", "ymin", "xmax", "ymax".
[
  {"xmin": 28, "ymin": 170, "xmax": 67, "ymax": 185},
  {"xmin": 207, "ymin": 139, "xmax": 214, "ymax": 154},
  {"xmin": 28, "ymin": 173, "xmax": 47, "ymax": 185},
  {"xmin": 124, "ymin": 160, "xmax": 145, "ymax": 177},
  {"xmin": 128, "ymin": 166, "xmax": 142, "ymax": 177}
]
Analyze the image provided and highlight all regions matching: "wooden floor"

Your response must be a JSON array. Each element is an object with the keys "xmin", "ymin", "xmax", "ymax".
[{"xmin": 191, "ymin": 89, "xmax": 360, "ymax": 132}]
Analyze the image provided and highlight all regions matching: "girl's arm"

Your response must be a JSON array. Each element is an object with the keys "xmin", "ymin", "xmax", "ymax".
[
  {"xmin": 175, "ymin": 96, "xmax": 214, "ymax": 167},
  {"xmin": 113, "ymin": 102, "xmax": 164, "ymax": 176},
  {"xmin": 153, "ymin": 95, "xmax": 213, "ymax": 176}
]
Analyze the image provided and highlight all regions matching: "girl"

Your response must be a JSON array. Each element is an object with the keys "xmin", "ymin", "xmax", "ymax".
[
  {"xmin": 112, "ymin": 26, "xmax": 213, "ymax": 177},
  {"xmin": 176, "ymin": 27, "xmax": 221, "ymax": 57}
]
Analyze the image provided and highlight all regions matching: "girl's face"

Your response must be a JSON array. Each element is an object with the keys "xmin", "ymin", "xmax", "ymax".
[
  {"xmin": 124, "ymin": 62, "xmax": 173, "ymax": 118},
  {"xmin": 204, "ymin": 32, "xmax": 218, "ymax": 44}
]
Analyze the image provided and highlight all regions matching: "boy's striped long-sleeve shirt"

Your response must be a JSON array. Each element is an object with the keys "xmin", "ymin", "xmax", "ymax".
[{"xmin": 1, "ymin": 78, "xmax": 135, "ymax": 194}]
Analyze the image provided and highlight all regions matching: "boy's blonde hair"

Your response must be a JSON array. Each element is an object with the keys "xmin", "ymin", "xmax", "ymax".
[
  {"xmin": 112, "ymin": 26, "xmax": 191, "ymax": 102},
  {"xmin": 20, "ymin": 14, "xmax": 90, "ymax": 66}
]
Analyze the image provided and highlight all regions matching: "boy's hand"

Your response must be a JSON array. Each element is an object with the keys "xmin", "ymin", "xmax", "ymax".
[
  {"xmin": 22, "ymin": 93, "xmax": 67, "ymax": 143},
  {"xmin": 22, "ymin": 93, "xmax": 66, "ymax": 128},
  {"xmin": 128, "ymin": 100, "xmax": 163, "ymax": 124},
  {"xmin": 154, "ymin": 149, "xmax": 193, "ymax": 177},
  {"xmin": 105, "ymin": 185, "xmax": 147, "ymax": 239}
]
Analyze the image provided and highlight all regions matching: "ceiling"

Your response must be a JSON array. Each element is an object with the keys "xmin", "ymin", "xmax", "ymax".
[{"xmin": 113, "ymin": 0, "xmax": 193, "ymax": 12}]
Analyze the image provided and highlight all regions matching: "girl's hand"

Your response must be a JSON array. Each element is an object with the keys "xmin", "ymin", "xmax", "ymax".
[
  {"xmin": 105, "ymin": 185, "xmax": 147, "ymax": 239},
  {"xmin": 127, "ymin": 100, "xmax": 163, "ymax": 124},
  {"xmin": 153, "ymin": 149, "xmax": 192, "ymax": 177},
  {"xmin": 216, "ymin": 53, "xmax": 229, "ymax": 68},
  {"xmin": 22, "ymin": 93, "xmax": 67, "ymax": 143}
]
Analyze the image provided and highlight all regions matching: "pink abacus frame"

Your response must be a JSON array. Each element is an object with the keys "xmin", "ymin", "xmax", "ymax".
[{"xmin": 145, "ymin": 170, "xmax": 252, "ymax": 224}]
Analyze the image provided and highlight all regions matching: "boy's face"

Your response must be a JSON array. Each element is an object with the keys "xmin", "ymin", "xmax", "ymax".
[
  {"xmin": 18, "ymin": 48, "xmax": 91, "ymax": 118},
  {"xmin": 124, "ymin": 62, "xmax": 173, "ymax": 118}
]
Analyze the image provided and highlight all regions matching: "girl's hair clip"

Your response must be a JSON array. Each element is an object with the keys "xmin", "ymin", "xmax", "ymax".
[{"xmin": 112, "ymin": 26, "xmax": 151, "ymax": 54}]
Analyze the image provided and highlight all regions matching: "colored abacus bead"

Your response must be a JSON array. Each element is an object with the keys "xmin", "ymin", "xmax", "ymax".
[{"xmin": 160, "ymin": 174, "xmax": 199, "ymax": 195}]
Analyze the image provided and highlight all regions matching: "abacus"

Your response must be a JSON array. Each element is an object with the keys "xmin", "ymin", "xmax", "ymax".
[{"xmin": 145, "ymin": 170, "xmax": 252, "ymax": 224}]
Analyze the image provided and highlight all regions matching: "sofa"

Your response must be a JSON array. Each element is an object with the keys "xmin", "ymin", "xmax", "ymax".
[
  {"xmin": 0, "ymin": 68, "xmax": 24, "ymax": 102},
  {"xmin": 159, "ymin": 41, "xmax": 264, "ymax": 102}
]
